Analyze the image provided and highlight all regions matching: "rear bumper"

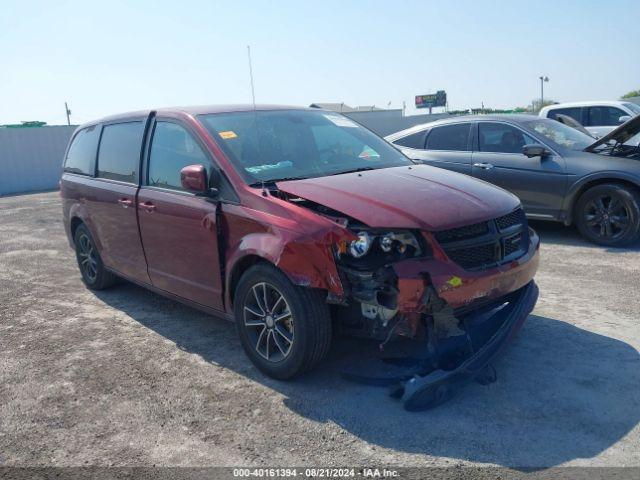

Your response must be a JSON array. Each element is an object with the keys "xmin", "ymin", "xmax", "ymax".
[{"xmin": 401, "ymin": 280, "xmax": 539, "ymax": 410}]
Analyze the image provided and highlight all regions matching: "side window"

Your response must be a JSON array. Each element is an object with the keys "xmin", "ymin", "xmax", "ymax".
[
  {"xmin": 97, "ymin": 122, "xmax": 144, "ymax": 183},
  {"xmin": 425, "ymin": 124, "xmax": 470, "ymax": 151},
  {"xmin": 393, "ymin": 130, "xmax": 427, "ymax": 149},
  {"xmin": 478, "ymin": 123, "xmax": 536, "ymax": 154},
  {"xmin": 547, "ymin": 107, "xmax": 582, "ymax": 122},
  {"xmin": 148, "ymin": 122, "xmax": 211, "ymax": 191},
  {"xmin": 64, "ymin": 125, "xmax": 100, "ymax": 175},
  {"xmin": 586, "ymin": 107, "xmax": 628, "ymax": 127}
]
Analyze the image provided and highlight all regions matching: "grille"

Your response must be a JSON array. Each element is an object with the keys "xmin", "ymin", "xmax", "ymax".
[
  {"xmin": 434, "ymin": 221, "xmax": 489, "ymax": 243},
  {"xmin": 496, "ymin": 208, "xmax": 525, "ymax": 231},
  {"xmin": 504, "ymin": 233, "xmax": 524, "ymax": 257},
  {"xmin": 435, "ymin": 208, "xmax": 528, "ymax": 271},
  {"xmin": 445, "ymin": 243, "xmax": 498, "ymax": 270}
]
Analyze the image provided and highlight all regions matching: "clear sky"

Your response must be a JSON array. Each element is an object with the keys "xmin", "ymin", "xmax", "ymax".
[{"xmin": 1, "ymin": 0, "xmax": 639, "ymax": 125}]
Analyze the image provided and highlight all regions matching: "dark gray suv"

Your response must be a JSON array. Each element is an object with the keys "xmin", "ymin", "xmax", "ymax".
[{"xmin": 386, "ymin": 115, "xmax": 640, "ymax": 247}]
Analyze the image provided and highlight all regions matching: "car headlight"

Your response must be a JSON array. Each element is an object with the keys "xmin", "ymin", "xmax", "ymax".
[
  {"xmin": 341, "ymin": 230, "xmax": 423, "ymax": 260},
  {"xmin": 349, "ymin": 231, "xmax": 373, "ymax": 258}
]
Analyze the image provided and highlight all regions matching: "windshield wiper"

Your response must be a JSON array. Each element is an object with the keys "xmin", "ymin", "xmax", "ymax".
[
  {"xmin": 249, "ymin": 176, "xmax": 308, "ymax": 187},
  {"xmin": 328, "ymin": 166, "xmax": 377, "ymax": 176}
]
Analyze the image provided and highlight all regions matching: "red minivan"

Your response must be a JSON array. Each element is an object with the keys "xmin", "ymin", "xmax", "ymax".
[{"xmin": 61, "ymin": 105, "xmax": 540, "ymax": 410}]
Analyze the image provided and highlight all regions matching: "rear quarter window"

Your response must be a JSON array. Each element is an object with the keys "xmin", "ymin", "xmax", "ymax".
[
  {"xmin": 425, "ymin": 123, "xmax": 471, "ymax": 151},
  {"xmin": 97, "ymin": 122, "xmax": 144, "ymax": 183},
  {"xmin": 64, "ymin": 125, "xmax": 100, "ymax": 175},
  {"xmin": 393, "ymin": 130, "xmax": 427, "ymax": 149}
]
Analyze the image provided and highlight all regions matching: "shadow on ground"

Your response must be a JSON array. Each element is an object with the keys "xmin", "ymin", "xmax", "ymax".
[{"xmin": 91, "ymin": 275, "xmax": 640, "ymax": 468}]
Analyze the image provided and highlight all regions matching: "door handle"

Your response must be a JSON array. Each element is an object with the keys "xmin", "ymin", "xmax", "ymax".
[
  {"xmin": 473, "ymin": 162, "xmax": 494, "ymax": 170},
  {"xmin": 138, "ymin": 201, "xmax": 156, "ymax": 213},
  {"xmin": 117, "ymin": 198, "xmax": 133, "ymax": 208}
]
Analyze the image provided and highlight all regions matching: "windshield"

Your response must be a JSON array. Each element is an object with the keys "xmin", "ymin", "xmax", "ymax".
[
  {"xmin": 524, "ymin": 119, "xmax": 595, "ymax": 151},
  {"xmin": 198, "ymin": 110, "xmax": 411, "ymax": 184},
  {"xmin": 623, "ymin": 103, "xmax": 640, "ymax": 116}
]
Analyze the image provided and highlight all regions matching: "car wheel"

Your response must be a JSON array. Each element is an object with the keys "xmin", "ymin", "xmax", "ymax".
[
  {"xmin": 74, "ymin": 224, "xmax": 118, "ymax": 290},
  {"xmin": 575, "ymin": 183, "xmax": 640, "ymax": 247},
  {"xmin": 233, "ymin": 263, "xmax": 332, "ymax": 379}
]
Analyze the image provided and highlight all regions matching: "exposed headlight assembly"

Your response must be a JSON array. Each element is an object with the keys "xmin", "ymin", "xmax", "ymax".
[
  {"xmin": 339, "ymin": 230, "xmax": 423, "ymax": 260},
  {"xmin": 349, "ymin": 231, "xmax": 373, "ymax": 258}
]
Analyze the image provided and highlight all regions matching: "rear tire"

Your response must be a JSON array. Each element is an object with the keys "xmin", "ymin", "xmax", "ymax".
[
  {"xmin": 74, "ymin": 223, "xmax": 118, "ymax": 290},
  {"xmin": 233, "ymin": 263, "xmax": 332, "ymax": 379},
  {"xmin": 575, "ymin": 184, "xmax": 640, "ymax": 247}
]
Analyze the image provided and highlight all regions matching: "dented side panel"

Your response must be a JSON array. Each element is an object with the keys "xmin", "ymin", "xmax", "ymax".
[{"xmin": 221, "ymin": 201, "xmax": 354, "ymax": 309}]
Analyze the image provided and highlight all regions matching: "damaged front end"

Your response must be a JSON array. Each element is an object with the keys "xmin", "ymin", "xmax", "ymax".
[{"xmin": 332, "ymin": 210, "xmax": 540, "ymax": 411}]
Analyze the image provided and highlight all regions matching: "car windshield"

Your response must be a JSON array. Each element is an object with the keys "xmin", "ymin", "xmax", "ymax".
[
  {"xmin": 198, "ymin": 109, "xmax": 411, "ymax": 184},
  {"xmin": 524, "ymin": 119, "xmax": 595, "ymax": 151},
  {"xmin": 623, "ymin": 103, "xmax": 640, "ymax": 116}
]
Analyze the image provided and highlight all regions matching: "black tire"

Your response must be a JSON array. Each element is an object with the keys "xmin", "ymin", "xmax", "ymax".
[
  {"xmin": 233, "ymin": 263, "xmax": 332, "ymax": 379},
  {"xmin": 73, "ymin": 223, "xmax": 118, "ymax": 290},
  {"xmin": 575, "ymin": 183, "xmax": 640, "ymax": 247}
]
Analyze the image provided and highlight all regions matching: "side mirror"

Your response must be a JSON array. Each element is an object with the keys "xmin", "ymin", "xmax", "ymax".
[
  {"xmin": 180, "ymin": 165, "xmax": 208, "ymax": 193},
  {"xmin": 522, "ymin": 144, "xmax": 550, "ymax": 158},
  {"xmin": 619, "ymin": 115, "xmax": 632, "ymax": 124}
]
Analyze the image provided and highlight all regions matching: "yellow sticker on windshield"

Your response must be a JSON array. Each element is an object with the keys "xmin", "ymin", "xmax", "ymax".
[{"xmin": 219, "ymin": 131, "xmax": 237, "ymax": 139}]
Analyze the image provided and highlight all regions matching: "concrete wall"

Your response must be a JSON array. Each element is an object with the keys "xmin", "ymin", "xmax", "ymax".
[
  {"xmin": 0, "ymin": 126, "xmax": 76, "ymax": 196},
  {"xmin": 343, "ymin": 110, "xmax": 451, "ymax": 136}
]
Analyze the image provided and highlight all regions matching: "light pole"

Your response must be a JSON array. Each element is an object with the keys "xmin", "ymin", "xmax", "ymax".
[
  {"xmin": 539, "ymin": 76, "xmax": 549, "ymax": 108},
  {"xmin": 64, "ymin": 102, "xmax": 71, "ymax": 125}
]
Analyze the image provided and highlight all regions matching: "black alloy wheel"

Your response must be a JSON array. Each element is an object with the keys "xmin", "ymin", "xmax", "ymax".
[
  {"xmin": 73, "ymin": 223, "xmax": 117, "ymax": 290},
  {"xmin": 576, "ymin": 184, "xmax": 640, "ymax": 247}
]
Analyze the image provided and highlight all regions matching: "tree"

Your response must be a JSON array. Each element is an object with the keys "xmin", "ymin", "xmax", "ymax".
[
  {"xmin": 621, "ymin": 90, "xmax": 640, "ymax": 99},
  {"xmin": 529, "ymin": 99, "xmax": 557, "ymax": 113}
]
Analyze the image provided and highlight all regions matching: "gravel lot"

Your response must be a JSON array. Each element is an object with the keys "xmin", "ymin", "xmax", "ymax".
[{"xmin": 1, "ymin": 191, "xmax": 639, "ymax": 468}]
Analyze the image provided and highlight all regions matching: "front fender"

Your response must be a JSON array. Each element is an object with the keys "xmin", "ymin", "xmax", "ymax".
[
  {"xmin": 562, "ymin": 171, "xmax": 640, "ymax": 223},
  {"xmin": 221, "ymin": 203, "xmax": 353, "ymax": 309}
]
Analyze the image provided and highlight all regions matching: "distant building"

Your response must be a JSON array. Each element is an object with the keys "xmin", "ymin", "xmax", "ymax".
[
  {"xmin": 310, "ymin": 102, "xmax": 449, "ymax": 136},
  {"xmin": 309, "ymin": 103, "xmax": 386, "ymax": 113}
]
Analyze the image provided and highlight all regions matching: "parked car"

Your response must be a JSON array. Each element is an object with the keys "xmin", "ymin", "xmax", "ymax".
[
  {"xmin": 61, "ymin": 105, "xmax": 540, "ymax": 410},
  {"xmin": 386, "ymin": 115, "xmax": 640, "ymax": 246},
  {"xmin": 539, "ymin": 101, "xmax": 640, "ymax": 139}
]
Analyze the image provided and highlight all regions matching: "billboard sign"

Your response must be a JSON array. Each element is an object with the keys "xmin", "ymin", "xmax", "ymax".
[{"xmin": 415, "ymin": 90, "xmax": 447, "ymax": 109}]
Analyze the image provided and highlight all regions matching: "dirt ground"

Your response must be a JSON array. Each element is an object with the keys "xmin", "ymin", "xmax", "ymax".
[{"xmin": 1, "ymin": 191, "xmax": 638, "ymax": 468}]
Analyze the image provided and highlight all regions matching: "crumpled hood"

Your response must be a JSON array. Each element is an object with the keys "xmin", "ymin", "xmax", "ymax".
[{"xmin": 276, "ymin": 165, "xmax": 521, "ymax": 231}]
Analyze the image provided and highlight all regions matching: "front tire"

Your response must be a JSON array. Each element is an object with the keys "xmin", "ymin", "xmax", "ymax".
[
  {"xmin": 575, "ymin": 184, "xmax": 640, "ymax": 247},
  {"xmin": 233, "ymin": 263, "xmax": 332, "ymax": 379},
  {"xmin": 73, "ymin": 223, "xmax": 118, "ymax": 290}
]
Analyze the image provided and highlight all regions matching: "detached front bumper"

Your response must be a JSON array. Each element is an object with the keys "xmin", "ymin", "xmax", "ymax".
[
  {"xmin": 400, "ymin": 280, "xmax": 539, "ymax": 411},
  {"xmin": 339, "ymin": 229, "xmax": 540, "ymax": 410}
]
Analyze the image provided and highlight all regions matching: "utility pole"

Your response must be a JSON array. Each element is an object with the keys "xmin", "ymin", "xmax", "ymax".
[
  {"xmin": 539, "ymin": 76, "xmax": 549, "ymax": 108},
  {"xmin": 64, "ymin": 102, "xmax": 71, "ymax": 125}
]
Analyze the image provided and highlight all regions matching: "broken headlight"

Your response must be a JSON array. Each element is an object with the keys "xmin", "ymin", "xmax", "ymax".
[
  {"xmin": 349, "ymin": 231, "xmax": 373, "ymax": 258},
  {"xmin": 338, "ymin": 230, "xmax": 425, "ymax": 266}
]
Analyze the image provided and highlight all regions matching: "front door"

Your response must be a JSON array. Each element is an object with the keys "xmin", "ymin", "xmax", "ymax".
[
  {"xmin": 137, "ymin": 119, "xmax": 224, "ymax": 311},
  {"xmin": 471, "ymin": 121, "xmax": 567, "ymax": 218}
]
